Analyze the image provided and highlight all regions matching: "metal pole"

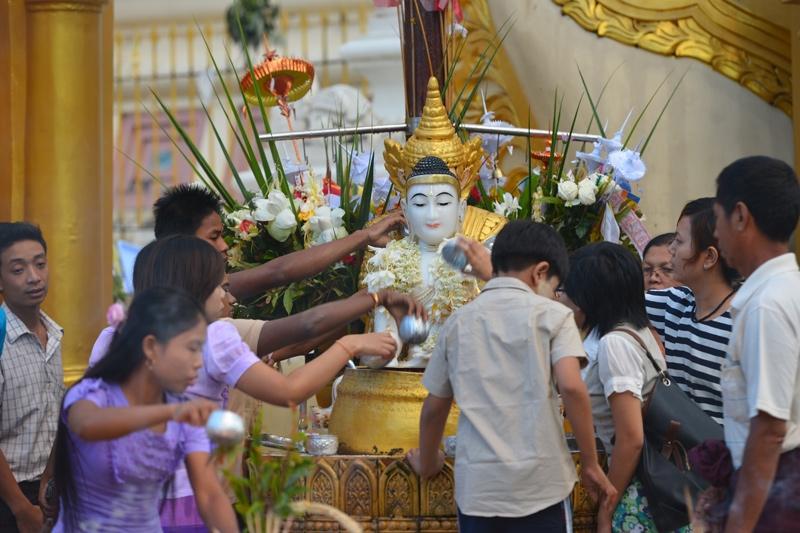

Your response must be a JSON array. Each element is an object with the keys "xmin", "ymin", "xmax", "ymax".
[
  {"xmin": 258, "ymin": 124, "xmax": 407, "ymax": 142},
  {"xmin": 258, "ymin": 123, "xmax": 602, "ymax": 144}
]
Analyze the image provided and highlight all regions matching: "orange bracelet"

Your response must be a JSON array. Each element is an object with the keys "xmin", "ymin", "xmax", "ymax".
[
  {"xmin": 368, "ymin": 292, "xmax": 380, "ymax": 308},
  {"xmin": 335, "ymin": 339, "xmax": 354, "ymax": 358}
]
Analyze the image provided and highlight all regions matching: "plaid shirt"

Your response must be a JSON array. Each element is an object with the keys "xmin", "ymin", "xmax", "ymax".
[{"xmin": 0, "ymin": 302, "xmax": 64, "ymax": 482}]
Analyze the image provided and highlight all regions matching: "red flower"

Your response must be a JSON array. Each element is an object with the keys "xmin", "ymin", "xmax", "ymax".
[
  {"xmin": 469, "ymin": 186, "xmax": 482, "ymax": 202},
  {"xmin": 342, "ymin": 253, "xmax": 357, "ymax": 265},
  {"xmin": 239, "ymin": 220, "xmax": 254, "ymax": 234}
]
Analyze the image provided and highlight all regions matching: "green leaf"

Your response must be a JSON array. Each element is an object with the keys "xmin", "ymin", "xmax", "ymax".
[
  {"xmin": 517, "ymin": 112, "xmax": 534, "ymax": 219},
  {"xmin": 577, "ymin": 64, "xmax": 606, "ymax": 138},
  {"xmin": 356, "ymin": 153, "xmax": 376, "ymax": 229},
  {"xmin": 556, "ymin": 93, "xmax": 583, "ymax": 181},
  {"xmin": 453, "ymin": 20, "xmax": 514, "ymax": 130},
  {"xmin": 199, "ymin": 23, "xmax": 269, "ymax": 196},
  {"xmin": 580, "ymin": 61, "xmax": 623, "ymax": 138},
  {"xmin": 640, "ymin": 70, "xmax": 687, "ymax": 155},
  {"xmin": 623, "ymin": 69, "xmax": 673, "ymax": 149},
  {"xmin": 147, "ymin": 94, "xmax": 237, "ymax": 209},
  {"xmin": 237, "ymin": 17, "xmax": 287, "ymax": 187},
  {"xmin": 198, "ymin": 96, "xmax": 253, "ymax": 203}
]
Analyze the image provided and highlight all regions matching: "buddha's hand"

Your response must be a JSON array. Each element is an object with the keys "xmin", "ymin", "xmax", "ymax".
[
  {"xmin": 456, "ymin": 237, "xmax": 492, "ymax": 281},
  {"xmin": 172, "ymin": 398, "xmax": 219, "ymax": 426},
  {"xmin": 377, "ymin": 289, "xmax": 428, "ymax": 324},
  {"xmin": 365, "ymin": 211, "xmax": 406, "ymax": 247},
  {"xmin": 346, "ymin": 332, "xmax": 398, "ymax": 360}
]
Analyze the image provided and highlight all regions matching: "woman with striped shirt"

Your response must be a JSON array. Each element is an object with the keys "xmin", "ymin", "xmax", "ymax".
[{"xmin": 646, "ymin": 197, "xmax": 739, "ymax": 423}]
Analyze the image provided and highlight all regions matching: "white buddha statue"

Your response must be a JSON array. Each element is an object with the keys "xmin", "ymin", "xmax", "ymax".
[
  {"xmin": 359, "ymin": 76, "xmax": 505, "ymax": 368},
  {"xmin": 363, "ymin": 156, "xmax": 480, "ymax": 367}
]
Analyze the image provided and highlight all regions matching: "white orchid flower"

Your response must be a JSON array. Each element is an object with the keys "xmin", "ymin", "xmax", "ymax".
[{"xmin": 492, "ymin": 192, "xmax": 521, "ymax": 217}]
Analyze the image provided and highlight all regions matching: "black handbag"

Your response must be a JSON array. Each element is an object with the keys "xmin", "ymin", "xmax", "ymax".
[{"xmin": 610, "ymin": 328, "xmax": 724, "ymax": 532}]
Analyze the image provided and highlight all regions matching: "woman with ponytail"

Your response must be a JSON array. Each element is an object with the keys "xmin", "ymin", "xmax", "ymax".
[{"xmin": 52, "ymin": 287, "xmax": 237, "ymax": 532}]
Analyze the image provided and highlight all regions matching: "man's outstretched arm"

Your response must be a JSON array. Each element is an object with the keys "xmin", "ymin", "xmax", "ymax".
[{"xmin": 228, "ymin": 212, "xmax": 405, "ymax": 300}]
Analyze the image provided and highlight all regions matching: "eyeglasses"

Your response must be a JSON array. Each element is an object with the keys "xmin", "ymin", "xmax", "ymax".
[{"xmin": 643, "ymin": 266, "xmax": 674, "ymax": 277}]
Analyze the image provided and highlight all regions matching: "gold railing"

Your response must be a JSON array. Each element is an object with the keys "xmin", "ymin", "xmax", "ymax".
[{"xmin": 113, "ymin": 3, "xmax": 372, "ymax": 237}]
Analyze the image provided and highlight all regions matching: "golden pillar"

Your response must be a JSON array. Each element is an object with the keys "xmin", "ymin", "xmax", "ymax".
[{"xmin": 4, "ymin": 0, "xmax": 112, "ymax": 382}]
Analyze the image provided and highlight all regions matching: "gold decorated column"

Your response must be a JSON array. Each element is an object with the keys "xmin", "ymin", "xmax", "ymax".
[{"xmin": 24, "ymin": 0, "xmax": 111, "ymax": 382}]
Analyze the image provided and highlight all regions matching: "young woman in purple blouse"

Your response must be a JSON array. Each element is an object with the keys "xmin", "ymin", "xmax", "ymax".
[
  {"xmin": 89, "ymin": 235, "xmax": 416, "ymax": 531},
  {"xmin": 52, "ymin": 287, "xmax": 238, "ymax": 532}
]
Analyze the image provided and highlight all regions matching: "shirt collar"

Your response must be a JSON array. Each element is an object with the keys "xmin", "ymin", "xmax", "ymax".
[
  {"xmin": 1, "ymin": 302, "xmax": 63, "ymax": 345},
  {"xmin": 731, "ymin": 253, "xmax": 799, "ymax": 312},
  {"xmin": 481, "ymin": 276, "xmax": 536, "ymax": 295}
]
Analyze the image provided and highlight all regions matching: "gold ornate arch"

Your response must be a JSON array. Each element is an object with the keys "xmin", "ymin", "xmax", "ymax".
[{"xmin": 553, "ymin": 0, "xmax": 792, "ymax": 115}]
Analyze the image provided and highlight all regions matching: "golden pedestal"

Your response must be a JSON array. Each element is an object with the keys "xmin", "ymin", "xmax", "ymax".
[
  {"xmin": 265, "ymin": 439, "xmax": 603, "ymax": 532},
  {"xmin": 270, "ymin": 368, "xmax": 603, "ymax": 531}
]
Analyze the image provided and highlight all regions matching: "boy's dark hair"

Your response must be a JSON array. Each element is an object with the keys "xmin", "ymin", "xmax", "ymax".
[
  {"xmin": 153, "ymin": 184, "xmax": 222, "ymax": 239},
  {"xmin": 0, "ymin": 222, "xmax": 47, "ymax": 266},
  {"xmin": 490, "ymin": 220, "xmax": 569, "ymax": 280},
  {"xmin": 642, "ymin": 232, "xmax": 675, "ymax": 258},
  {"xmin": 716, "ymin": 156, "xmax": 800, "ymax": 243},
  {"xmin": 679, "ymin": 197, "xmax": 740, "ymax": 286},
  {"xmin": 563, "ymin": 242, "xmax": 649, "ymax": 337}
]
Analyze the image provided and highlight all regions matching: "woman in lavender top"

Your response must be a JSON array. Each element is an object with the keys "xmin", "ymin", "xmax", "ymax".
[
  {"xmin": 52, "ymin": 287, "xmax": 237, "ymax": 532},
  {"xmin": 89, "ymin": 235, "xmax": 412, "ymax": 531}
]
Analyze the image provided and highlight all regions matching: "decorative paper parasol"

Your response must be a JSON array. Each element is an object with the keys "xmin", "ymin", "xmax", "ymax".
[{"xmin": 239, "ymin": 54, "xmax": 314, "ymax": 109}]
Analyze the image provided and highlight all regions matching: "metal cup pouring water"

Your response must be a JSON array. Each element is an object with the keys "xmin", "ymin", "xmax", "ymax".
[
  {"xmin": 205, "ymin": 409, "xmax": 245, "ymax": 448},
  {"xmin": 441, "ymin": 236, "xmax": 495, "ymax": 273}
]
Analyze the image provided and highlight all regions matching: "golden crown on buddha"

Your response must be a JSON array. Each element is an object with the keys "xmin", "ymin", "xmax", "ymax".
[
  {"xmin": 384, "ymin": 76, "xmax": 505, "ymax": 241},
  {"xmin": 384, "ymin": 76, "xmax": 483, "ymax": 200}
]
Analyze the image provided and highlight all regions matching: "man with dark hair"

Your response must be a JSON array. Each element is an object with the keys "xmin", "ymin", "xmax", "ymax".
[
  {"xmin": 0, "ymin": 223, "xmax": 63, "ymax": 533},
  {"xmin": 152, "ymin": 184, "xmax": 405, "ymax": 299},
  {"xmin": 712, "ymin": 155, "xmax": 800, "ymax": 531},
  {"xmin": 408, "ymin": 221, "xmax": 615, "ymax": 532},
  {"xmin": 642, "ymin": 232, "xmax": 678, "ymax": 290}
]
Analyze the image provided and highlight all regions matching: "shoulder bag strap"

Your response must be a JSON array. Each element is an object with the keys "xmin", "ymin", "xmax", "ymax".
[{"xmin": 608, "ymin": 327, "xmax": 671, "ymax": 386}]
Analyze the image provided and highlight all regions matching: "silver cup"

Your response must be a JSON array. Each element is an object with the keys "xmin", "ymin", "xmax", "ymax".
[
  {"xmin": 441, "ymin": 237, "xmax": 495, "ymax": 272},
  {"xmin": 398, "ymin": 315, "xmax": 430, "ymax": 345},
  {"xmin": 205, "ymin": 409, "xmax": 245, "ymax": 448}
]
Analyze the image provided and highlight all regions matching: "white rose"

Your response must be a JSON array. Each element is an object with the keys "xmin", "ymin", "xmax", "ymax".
[
  {"xmin": 267, "ymin": 209, "xmax": 297, "ymax": 242},
  {"xmin": 363, "ymin": 270, "xmax": 396, "ymax": 293},
  {"xmin": 557, "ymin": 180, "xmax": 579, "ymax": 205},
  {"xmin": 252, "ymin": 198, "xmax": 272, "ymax": 222},
  {"xmin": 577, "ymin": 178, "xmax": 597, "ymax": 205}
]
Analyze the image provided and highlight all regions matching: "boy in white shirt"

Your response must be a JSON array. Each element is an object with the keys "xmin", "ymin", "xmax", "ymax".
[{"xmin": 407, "ymin": 221, "xmax": 615, "ymax": 533}]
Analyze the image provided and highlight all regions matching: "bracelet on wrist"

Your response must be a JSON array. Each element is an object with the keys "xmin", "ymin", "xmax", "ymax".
[
  {"xmin": 334, "ymin": 339, "xmax": 355, "ymax": 359},
  {"xmin": 368, "ymin": 292, "xmax": 380, "ymax": 309}
]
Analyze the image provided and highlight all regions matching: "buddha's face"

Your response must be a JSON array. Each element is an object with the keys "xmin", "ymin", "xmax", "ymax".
[{"xmin": 402, "ymin": 182, "xmax": 464, "ymax": 247}]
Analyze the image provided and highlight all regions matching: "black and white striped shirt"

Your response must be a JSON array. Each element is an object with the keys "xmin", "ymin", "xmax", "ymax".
[{"xmin": 645, "ymin": 287, "xmax": 731, "ymax": 423}]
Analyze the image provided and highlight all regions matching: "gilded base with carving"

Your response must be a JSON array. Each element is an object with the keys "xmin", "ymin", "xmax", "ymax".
[{"xmin": 265, "ymin": 441, "xmax": 603, "ymax": 532}]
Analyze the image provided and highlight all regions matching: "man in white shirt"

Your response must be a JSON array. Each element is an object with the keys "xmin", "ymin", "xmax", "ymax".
[{"xmin": 713, "ymin": 155, "xmax": 800, "ymax": 532}]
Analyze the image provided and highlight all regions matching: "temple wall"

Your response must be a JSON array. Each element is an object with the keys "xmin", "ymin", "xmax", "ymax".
[{"xmin": 491, "ymin": 1, "xmax": 794, "ymax": 235}]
